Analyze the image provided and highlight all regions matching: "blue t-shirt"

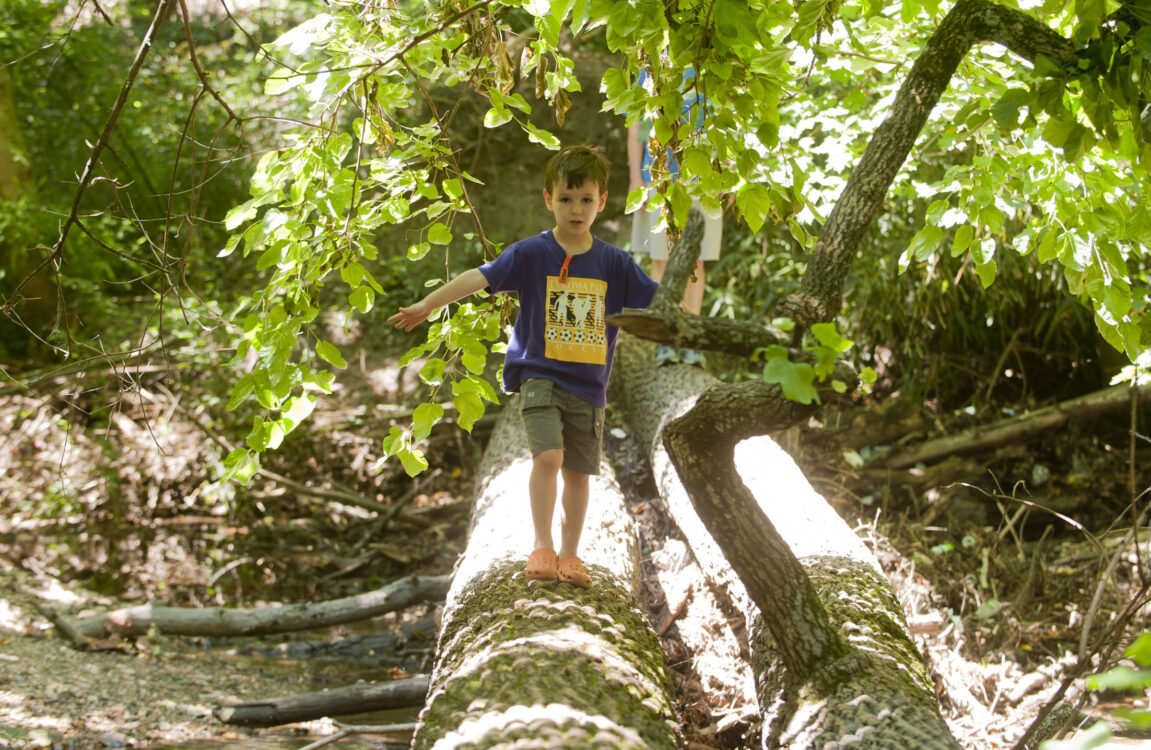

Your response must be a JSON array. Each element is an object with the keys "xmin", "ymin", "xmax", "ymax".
[{"xmin": 479, "ymin": 231, "xmax": 659, "ymax": 407}]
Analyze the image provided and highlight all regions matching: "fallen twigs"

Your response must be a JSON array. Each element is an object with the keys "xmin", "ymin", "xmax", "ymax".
[
  {"xmin": 296, "ymin": 721, "xmax": 418, "ymax": 750},
  {"xmin": 67, "ymin": 573, "xmax": 451, "ymax": 640},
  {"xmin": 1010, "ymin": 496, "xmax": 1151, "ymax": 750},
  {"xmin": 214, "ymin": 677, "xmax": 429, "ymax": 727},
  {"xmin": 878, "ymin": 381, "xmax": 1151, "ymax": 470}
]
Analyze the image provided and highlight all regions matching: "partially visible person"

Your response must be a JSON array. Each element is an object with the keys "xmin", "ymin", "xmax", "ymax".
[
  {"xmin": 388, "ymin": 145, "xmax": 658, "ymax": 589},
  {"xmin": 628, "ymin": 66, "xmax": 722, "ymax": 365}
]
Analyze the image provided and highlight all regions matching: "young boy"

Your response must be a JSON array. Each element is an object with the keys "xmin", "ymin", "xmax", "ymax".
[{"xmin": 387, "ymin": 145, "xmax": 658, "ymax": 588}]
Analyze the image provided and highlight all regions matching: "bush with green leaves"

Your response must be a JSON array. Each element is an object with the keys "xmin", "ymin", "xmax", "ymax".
[
  {"xmin": 0, "ymin": 0, "xmax": 315, "ymax": 364},
  {"xmin": 219, "ymin": 0, "xmax": 1149, "ymax": 478}
]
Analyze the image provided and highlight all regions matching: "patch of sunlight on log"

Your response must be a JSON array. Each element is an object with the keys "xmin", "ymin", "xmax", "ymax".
[
  {"xmin": 0, "ymin": 599, "xmax": 30, "ymax": 631},
  {"xmin": 434, "ymin": 701, "xmax": 649, "ymax": 748},
  {"xmin": 448, "ymin": 451, "xmax": 639, "ymax": 616},
  {"xmin": 734, "ymin": 436, "xmax": 879, "ymax": 571}
]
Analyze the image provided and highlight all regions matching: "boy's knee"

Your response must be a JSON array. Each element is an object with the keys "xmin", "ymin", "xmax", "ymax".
[
  {"xmin": 561, "ymin": 468, "xmax": 590, "ymax": 487},
  {"xmin": 533, "ymin": 449, "xmax": 564, "ymax": 472}
]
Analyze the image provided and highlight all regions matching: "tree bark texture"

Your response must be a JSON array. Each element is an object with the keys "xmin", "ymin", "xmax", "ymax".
[
  {"xmin": 610, "ymin": 209, "xmax": 789, "ymax": 357},
  {"xmin": 214, "ymin": 676, "xmax": 430, "ymax": 728},
  {"xmin": 410, "ymin": 401, "xmax": 679, "ymax": 749},
  {"xmin": 791, "ymin": 0, "xmax": 1079, "ymax": 325},
  {"xmin": 615, "ymin": 336, "xmax": 961, "ymax": 749},
  {"xmin": 69, "ymin": 574, "xmax": 451, "ymax": 639}
]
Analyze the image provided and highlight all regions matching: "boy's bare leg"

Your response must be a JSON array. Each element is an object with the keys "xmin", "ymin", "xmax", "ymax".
[
  {"xmin": 556, "ymin": 468, "xmax": 593, "ymax": 587},
  {"xmin": 648, "ymin": 258, "xmax": 704, "ymax": 315},
  {"xmin": 529, "ymin": 449, "xmax": 564, "ymax": 550},
  {"xmin": 682, "ymin": 260, "xmax": 705, "ymax": 316},
  {"xmin": 558, "ymin": 468, "xmax": 590, "ymax": 558}
]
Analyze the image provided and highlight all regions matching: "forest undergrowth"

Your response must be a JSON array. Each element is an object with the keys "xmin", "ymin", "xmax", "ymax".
[{"xmin": 0, "ymin": 344, "xmax": 1148, "ymax": 750}]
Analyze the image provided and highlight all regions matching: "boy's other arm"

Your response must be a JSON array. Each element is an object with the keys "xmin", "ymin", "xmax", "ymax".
[{"xmin": 387, "ymin": 267, "xmax": 490, "ymax": 332}]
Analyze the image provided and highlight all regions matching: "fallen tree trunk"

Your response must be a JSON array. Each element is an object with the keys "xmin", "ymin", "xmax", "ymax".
[
  {"xmin": 410, "ymin": 402, "xmax": 679, "ymax": 749},
  {"xmin": 615, "ymin": 336, "xmax": 960, "ymax": 748},
  {"xmin": 879, "ymin": 380, "xmax": 1151, "ymax": 470},
  {"xmin": 69, "ymin": 574, "xmax": 451, "ymax": 639},
  {"xmin": 214, "ymin": 675, "xmax": 430, "ymax": 728}
]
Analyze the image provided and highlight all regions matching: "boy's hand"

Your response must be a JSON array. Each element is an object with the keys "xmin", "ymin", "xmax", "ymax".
[{"xmin": 387, "ymin": 301, "xmax": 433, "ymax": 332}]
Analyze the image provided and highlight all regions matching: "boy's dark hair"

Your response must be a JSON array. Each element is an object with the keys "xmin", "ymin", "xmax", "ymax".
[{"xmin": 544, "ymin": 145, "xmax": 610, "ymax": 193}]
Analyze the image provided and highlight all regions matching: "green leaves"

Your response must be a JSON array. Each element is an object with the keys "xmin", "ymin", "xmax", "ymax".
[
  {"xmin": 419, "ymin": 358, "xmax": 446, "ymax": 386},
  {"xmin": 761, "ymin": 351, "xmax": 819, "ymax": 404},
  {"xmin": 427, "ymin": 222, "xmax": 453, "ymax": 245},
  {"xmin": 382, "ymin": 425, "xmax": 429, "ymax": 478},
  {"xmin": 218, "ymin": 0, "xmax": 1151, "ymax": 487},
  {"xmin": 316, "ymin": 340, "xmax": 346, "ymax": 369},
  {"xmin": 1072, "ymin": 633, "xmax": 1151, "ymax": 744},
  {"xmin": 412, "ymin": 402, "xmax": 445, "ymax": 443},
  {"xmin": 383, "ymin": 302, "xmax": 502, "ymax": 475},
  {"xmin": 736, "ymin": 184, "xmax": 773, "ymax": 234},
  {"xmin": 756, "ymin": 323, "xmax": 857, "ymax": 404}
]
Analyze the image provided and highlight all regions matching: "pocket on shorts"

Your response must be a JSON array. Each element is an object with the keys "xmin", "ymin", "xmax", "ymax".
[
  {"xmin": 593, "ymin": 407, "xmax": 605, "ymax": 438},
  {"xmin": 520, "ymin": 379, "xmax": 554, "ymax": 411}
]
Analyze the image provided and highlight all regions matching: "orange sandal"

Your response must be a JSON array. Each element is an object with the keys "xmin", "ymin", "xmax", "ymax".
[
  {"xmin": 557, "ymin": 555, "xmax": 592, "ymax": 588},
  {"xmin": 526, "ymin": 548, "xmax": 558, "ymax": 580}
]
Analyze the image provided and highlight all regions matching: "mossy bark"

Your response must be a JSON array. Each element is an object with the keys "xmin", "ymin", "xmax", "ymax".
[
  {"xmin": 410, "ymin": 399, "xmax": 679, "ymax": 749},
  {"xmin": 615, "ymin": 336, "xmax": 961, "ymax": 749}
]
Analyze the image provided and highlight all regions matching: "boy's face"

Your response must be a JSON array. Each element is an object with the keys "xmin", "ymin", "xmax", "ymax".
[{"xmin": 543, "ymin": 179, "xmax": 608, "ymax": 241}]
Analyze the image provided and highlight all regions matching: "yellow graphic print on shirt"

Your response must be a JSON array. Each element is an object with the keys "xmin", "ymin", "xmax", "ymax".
[{"xmin": 544, "ymin": 274, "xmax": 607, "ymax": 365}]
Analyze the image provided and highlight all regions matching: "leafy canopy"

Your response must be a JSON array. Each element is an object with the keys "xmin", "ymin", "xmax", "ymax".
[{"xmin": 222, "ymin": 0, "xmax": 1149, "ymax": 478}]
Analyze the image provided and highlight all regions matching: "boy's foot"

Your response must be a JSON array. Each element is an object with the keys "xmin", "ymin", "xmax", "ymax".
[
  {"xmin": 526, "ymin": 548, "xmax": 558, "ymax": 580},
  {"xmin": 557, "ymin": 555, "xmax": 592, "ymax": 588},
  {"xmin": 655, "ymin": 345, "xmax": 679, "ymax": 365},
  {"xmin": 678, "ymin": 348, "xmax": 706, "ymax": 366}
]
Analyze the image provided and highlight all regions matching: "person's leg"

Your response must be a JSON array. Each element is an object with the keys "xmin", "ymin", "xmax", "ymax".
[
  {"xmin": 553, "ymin": 393, "xmax": 599, "ymax": 588},
  {"xmin": 557, "ymin": 468, "xmax": 590, "ymax": 559},
  {"xmin": 649, "ymin": 258, "xmax": 667, "ymax": 283},
  {"xmin": 681, "ymin": 259, "xmax": 705, "ymax": 315},
  {"xmin": 529, "ymin": 448, "xmax": 564, "ymax": 551},
  {"xmin": 557, "ymin": 466, "xmax": 593, "ymax": 588},
  {"xmin": 649, "ymin": 257, "xmax": 681, "ymax": 363}
]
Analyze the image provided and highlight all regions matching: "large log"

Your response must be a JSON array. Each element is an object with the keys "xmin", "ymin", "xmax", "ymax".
[
  {"xmin": 410, "ymin": 400, "xmax": 679, "ymax": 749},
  {"xmin": 615, "ymin": 336, "xmax": 960, "ymax": 749}
]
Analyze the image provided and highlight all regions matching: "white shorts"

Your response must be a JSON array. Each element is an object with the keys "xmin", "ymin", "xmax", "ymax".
[{"xmin": 630, "ymin": 192, "xmax": 723, "ymax": 262}]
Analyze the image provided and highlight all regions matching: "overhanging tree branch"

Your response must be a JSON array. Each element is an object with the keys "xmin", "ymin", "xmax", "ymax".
[
  {"xmin": 609, "ymin": 209, "xmax": 789, "ymax": 355},
  {"xmin": 784, "ymin": 0, "xmax": 1081, "ymax": 328}
]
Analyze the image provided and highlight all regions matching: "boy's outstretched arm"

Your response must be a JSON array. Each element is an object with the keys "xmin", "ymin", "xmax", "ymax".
[{"xmin": 387, "ymin": 267, "xmax": 490, "ymax": 332}]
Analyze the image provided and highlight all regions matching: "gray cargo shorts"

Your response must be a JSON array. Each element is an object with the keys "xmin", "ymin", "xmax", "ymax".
[{"xmin": 519, "ymin": 378, "xmax": 604, "ymax": 476}]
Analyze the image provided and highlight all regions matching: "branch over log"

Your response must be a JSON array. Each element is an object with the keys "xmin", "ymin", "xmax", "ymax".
[
  {"xmin": 616, "ymin": 337, "xmax": 960, "ymax": 748},
  {"xmin": 788, "ymin": 0, "xmax": 1079, "ymax": 325},
  {"xmin": 610, "ymin": 208, "xmax": 788, "ymax": 357},
  {"xmin": 69, "ymin": 574, "xmax": 451, "ymax": 639}
]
